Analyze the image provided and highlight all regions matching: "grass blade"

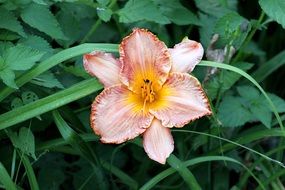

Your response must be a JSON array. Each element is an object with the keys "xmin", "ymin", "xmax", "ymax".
[
  {"xmin": 140, "ymin": 156, "xmax": 264, "ymax": 190},
  {"xmin": 0, "ymin": 162, "xmax": 17, "ymax": 190},
  {"xmin": 199, "ymin": 61, "xmax": 284, "ymax": 131},
  {"xmin": 0, "ymin": 43, "xmax": 118, "ymax": 102},
  {"xmin": 21, "ymin": 154, "xmax": 39, "ymax": 190},
  {"xmin": 0, "ymin": 78, "xmax": 102, "ymax": 130},
  {"xmin": 167, "ymin": 154, "xmax": 201, "ymax": 190}
]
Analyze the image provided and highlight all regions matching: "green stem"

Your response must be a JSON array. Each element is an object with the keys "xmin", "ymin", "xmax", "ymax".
[
  {"xmin": 232, "ymin": 11, "xmax": 265, "ymax": 63},
  {"xmin": 80, "ymin": 0, "xmax": 117, "ymax": 43}
]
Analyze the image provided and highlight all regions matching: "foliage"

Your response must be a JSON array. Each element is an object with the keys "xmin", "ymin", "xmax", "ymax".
[{"xmin": 0, "ymin": 0, "xmax": 285, "ymax": 189}]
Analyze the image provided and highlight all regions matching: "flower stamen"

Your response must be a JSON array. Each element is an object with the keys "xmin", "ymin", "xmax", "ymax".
[{"xmin": 141, "ymin": 79, "xmax": 156, "ymax": 113}]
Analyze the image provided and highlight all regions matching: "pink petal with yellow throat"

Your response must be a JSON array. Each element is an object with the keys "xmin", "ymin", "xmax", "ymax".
[
  {"xmin": 170, "ymin": 38, "xmax": 204, "ymax": 73},
  {"xmin": 143, "ymin": 119, "xmax": 174, "ymax": 164},
  {"xmin": 119, "ymin": 28, "xmax": 171, "ymax": 93},
  {"xmin": 150, "ymin": 73, "xmax": 211, "ymax": 128},
  {"xmin": 91, "ymin": 85, "xmax": 154, "ymax": 144},
  {"xmin": 83, "ymin": 51, "xmax": 121, "ymax": 87}
]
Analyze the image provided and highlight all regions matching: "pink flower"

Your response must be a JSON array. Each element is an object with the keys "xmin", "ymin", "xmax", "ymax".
[{"xmin": 83, "ymin": 28, "xmax": 212, "ymax": 164}]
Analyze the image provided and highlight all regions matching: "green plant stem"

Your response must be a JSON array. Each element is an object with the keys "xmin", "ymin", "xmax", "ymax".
[
  {"xmin": 232, "ymin": 11, "xmax": 265, "ymax": 63},
  {"xmin": 80, "ymin": 0, "xmax": 117, "ymax": 43}
]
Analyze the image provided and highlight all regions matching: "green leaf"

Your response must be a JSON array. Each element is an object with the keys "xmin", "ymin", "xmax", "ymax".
[
  {"xmin": 252, "ymin": 50, "xmax": 285, "ymax": 82},
  {"xmin": 21, "ymin": 4, "xmax": 66, "ymax": 40},
  {"xmin": 205, "ymin": 62, "xmax": 253, "ymax": 99},
  {"xmin": 0, "ymin": 68, "xmax": 17, "ymax": 88},
  {"xmin": 194, "ymin": 0, "xmax": 237, "ymax": 18},
  {"xmin": 32, "ymin": 0, "xmax": 47, "ymax": 5},
  {"xmin": 259, "ymin": 0, "xmax": 285, "ymax": 28},
  {"xmin": 250, "ymin": 102, "xmax": 272, "ymax": 128},
  {"xmin": 214, "ymin": 12, "xmax": 251, "ymax": 48},
  {"xmin": 198, "ymin": 13, "xmax": 217, "ymax": 47},
  {"xmin": 97, "ymin": 7, "xmax": 112, "ymax": 22},
  {"xmin": 153, "ymin": 0, "xmax": 199, "ymax": 25},
  {"xmin": 21, "ymin": 154, "xmax": 40, "ymax": 190},
  {"xmin": 0, "ymin": 7, "xmax": 26, "ymax": 37},
  {"xmin": 237, "ymin": 85, "xmax": 260, "ymax": 100},
  {"xmin": 3, "ymin": 45, "xmax": 44, "ymax": 71},
  {"xmin": 0, "ymin": 43, "xmax": 118, "ymax": 102},
  {"xmin": 97, "ymin": 0, "xmax": 110, "ymax": 6},
  {"xmin": 19, "ymin": 35, "xmax": 52, "ymax": 53},
  {"xmin": 31, "ymin": 71, "xmax": 64, "ymax": 89},
  {"xmin": 218, "ymin": 96, "xmax": 252, "ymax": 127},
  {"xmin": 21, "ymin": 91, "xmax": 39, "ymax": 105},
  {"xmin": 268, "ymin": 93, "xmax": 285, "ymax": 113},
  {"xmin": 8, "ymin": 127, "xmax": 37, "ymax": 160},
  {"xmin": 0, "ymin": 162, "xmax": 17, "ymax": 190},
  {"xmin": 118, "ymin": 0, "xmax": 170, "ymax": 24}
]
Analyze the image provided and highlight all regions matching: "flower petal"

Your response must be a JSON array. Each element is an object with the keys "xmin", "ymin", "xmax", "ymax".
[
  {"xmin": 119, "ymin": 28, "xmax": 171, "ymax": 93},
  {"xmin": 91, "ymin": 85, "xmax": 154, "ymax": 143},
  {"xmin": 169, "ymin": 38, "xmax": 204, "ymax": 73},
  {"xmin": 150, "ymin": 73, "xmax": 211, "ymax": 128},
  {"xmin": 143, "ymin": 119, "xmax": 174, "ymax": 164},
  {"xmin": 83, "ymin": 51, "xmax": 121, "ymax": 87}
]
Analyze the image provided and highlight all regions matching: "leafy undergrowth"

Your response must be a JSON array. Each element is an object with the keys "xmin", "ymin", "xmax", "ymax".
[{"xmin": 0, "ymin": 0, "xmax": 285, "ymax": 189}]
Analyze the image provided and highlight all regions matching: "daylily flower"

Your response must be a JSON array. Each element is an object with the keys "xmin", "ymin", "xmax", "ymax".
[{"xmin": 83, "ymin": 28, "xmax": 212, "ymax": 164}]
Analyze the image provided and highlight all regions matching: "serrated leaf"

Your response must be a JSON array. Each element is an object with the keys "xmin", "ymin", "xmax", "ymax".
[
  {"xmin": 267, "ymin": 93, "xmax": 285, "ymax": 113},
  {"xmin": 118, "ymin": 0, "xmax": 170, "ymax": 24},
  {"xmin": 97, "ymin": 7, "xmax": 112, "ymax": 22},
  {"xmin": 19, "ymin": 35, "xmax": 52, "ymax": 53},
  {"xmin": 31, "ymin": 71, "xmax": 64, "ymax": 89},
  {"xmin": 8, "ymin": 127, "xmax": 36, "ymax": 160},
  {"xmin": 0, "ymin": 7, "xmax": 26, "ymax": 37},
  {"xmin": 21, "ymin": 4, "xmax": 66, "ymax": 40},
  {"xmin": 250, "ymin": 102, "xmax": 272, "ymax": 128},
  {"xmin": 194, "ymin": 0, "xmax": 237, "ymax": 18},
  {"xmin": 218, "ymin": 96, "xmax": 252, "ymax": 127},
  {"xmin": 0, "ymin": 68, "xmax": 17, "ymax": 88},
  {"xmin": 237, "ymin": 85, "xmax": 260, "ymax": 101},
  {"xmin": 2, "ymin": 45, "xmax": 44, "ymax": 71},
  {"xmin": 259, "ymin": 0, "xmax": 285, "ymax": 28},
  {"xmin": 56, "ymin": 10, "xmax": 80, "ymax": 47},
  {"xmin": 153, "ymin": 0, "xmax": 199, "ymax": 25}
]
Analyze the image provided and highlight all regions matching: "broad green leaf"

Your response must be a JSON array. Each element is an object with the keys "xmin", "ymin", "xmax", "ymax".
[
  {"xmin": 19, "ymin": 35, "xmax": 52, "ymax": 53},
  {"xmin": 214, "ymin": 12, "xmax": 251, "ymax": 48},
  {"xmin": 97, "ymin": 7, "xmax": 112, "ymax": 22},
  {"xmin": 205, "ymin": 62, "xmax": 253, "ymax": 99},
  {"xmin": 56, "ymin": 9, "xmax": 80, "ymax": 47},
  {"xmin": 0, "ymin": 29, "xmax": 20, "ymax": 41},
  {"xmin": 218, "ymin": 96, "xmax": 252, "ymax": 127},
  {"xmin": 0, "ymin": 7, "xmax": 26, "ymax": 37},
  {"xmin": 0, "ymin": 43, "xmax": 118, "ymax": 102},
  {"xmin": 237, "ymin": 85, "xmax": 260, "ymax": 100},
  {"xmin": 8, "ymin": 127, "xmax": 37, "ymax": 160},
  {"xmin": 259, "ymin": 0, "xmax": 285, "ymax": 28},
  {"xmin": 268, "ymin": 93, "xmax": 285, "ymax": 113},
  {"xmin": 21, "ymin": 4, "xmax": 66, "ymax": 40},
  {"xmin": 0, "ymin": 68, "xmax": 17, "ymax": 88},
  {"xmin": 194, "ymin": 0, "xmax": 237, "ymax": 18},
  {"xmin": 198, "ymin": 12, "xmax": 217, "ymax": 47},
  {"xmin": 31, "ymin": 71, "xmax": 64, "ymax": 89},
  {"xmin": 32, "ymin": 0, "xmax": 47, "ymax": 5},
  {"xmin": 2, "ymin": 45, "xmax": 44, "ymax": 71},
  {"xmin": 153, "ymin": 0, "xmax": 199, "ymax": 25},
  {"xmin": 250, "ymin": 103, "xmax": 272, "ymax": 128},
  {"xmin": 118, "ymin": 0, "xmax": 170, "ymax": 24}
]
